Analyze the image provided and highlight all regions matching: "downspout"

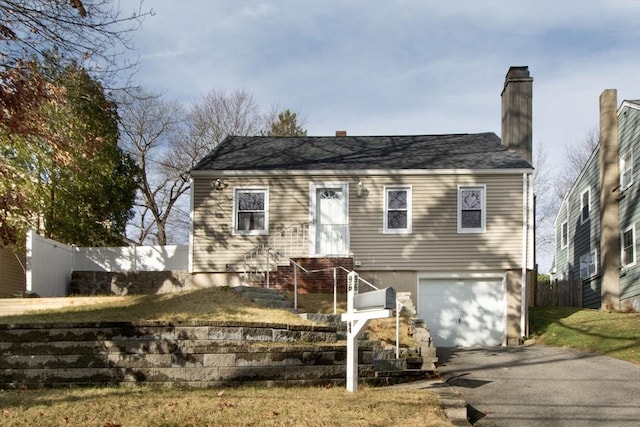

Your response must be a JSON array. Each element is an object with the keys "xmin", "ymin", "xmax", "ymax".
[
  {"xmin": 521, "ymin": 173, "xmax": 528, "ymax": 339},
  {"xmin": 188, "ymin": 177, "xmax": 194, "ymax": 274},
  {"xmin": 527, "ymin": 171, "xmax": 534, "ymax": 336}
]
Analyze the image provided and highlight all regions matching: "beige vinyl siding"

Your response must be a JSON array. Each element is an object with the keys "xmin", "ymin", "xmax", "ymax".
[
  {"xmin": 192, "ymin": 176, "xmax": 310, "ymax": 272},
  {"xmin": 192, "ymin": 173, "xmax": 526, "ymax": 273},
  {"xmin": 0, "ymin": 247, "xmax": 26, "ymax": 296},
  {"xmin": 350, "ymin": 174, "xmax": 524, "ymax": 271}
]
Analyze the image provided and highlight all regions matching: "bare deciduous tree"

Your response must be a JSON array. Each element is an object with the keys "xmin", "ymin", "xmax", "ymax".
[
  {"xmin": 533, "ymin": 141, "xmax": 559, "ymax": 262},
  {"xmin": 555, "ymin": 126, "xmax": 600, "ymax": 198},
  {"xmin": 0, "ymin": 0, "xmax": 150, "ymax": 85},
  {"xmin": 119, "ymin": 89, "xmax": 187, "ymax": 245},
  {"xmin": 120, "ymin": 89, "xmax": 284, "ymax": 245}
]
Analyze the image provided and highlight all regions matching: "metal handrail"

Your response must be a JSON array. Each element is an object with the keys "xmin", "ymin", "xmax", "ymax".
[
  {"xmin": 289, "ymin": 259, "xmax": 403, "ymax": 358},
  {"xmin": 243, "ymin": 223, "xmax": 309, "ymax": 286}
]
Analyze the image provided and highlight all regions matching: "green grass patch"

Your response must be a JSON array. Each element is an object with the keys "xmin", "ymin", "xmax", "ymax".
[{"xmin": 529, "ymin": 306, "xmax": 640, "ymax": 364}]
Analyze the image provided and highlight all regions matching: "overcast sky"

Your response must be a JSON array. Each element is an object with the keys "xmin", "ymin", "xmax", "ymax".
[{"xmin": 125, "ymin": 0, "xmax": 639, "ymax": 271}]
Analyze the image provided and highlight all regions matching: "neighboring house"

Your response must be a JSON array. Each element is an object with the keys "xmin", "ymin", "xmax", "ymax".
[
  {"xmin": 550, "ymin": 91, "xmax": 640, "ymax": 311},
  {"xmin": 190, "ymin": 66, "xmax": 535, "ymax": 347}
]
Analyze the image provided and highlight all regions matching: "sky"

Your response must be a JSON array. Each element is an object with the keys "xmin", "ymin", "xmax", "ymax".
[{"xmin": 123, "ymin": 0, "xmax": 640, "ymax": 271}]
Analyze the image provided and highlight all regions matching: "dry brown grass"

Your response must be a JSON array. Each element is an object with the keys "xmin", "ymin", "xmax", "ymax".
[
  {"xmin": 0, "ymin": 287, "xmax": 310, "ymax": 325},
  {"xmin": 0, "ymin": 288, "xmax": 418, "ymax": 348},
  {"xmin": 0, "ymin": 290, "xmax": 444, "ymax": 425},
  {"xmin": 290, "ymin": 291, "xmax": 348, "ymax": 313},
  {"xmin": 0, "ymin": 385, "xmax": 452, "ymax": 426}
]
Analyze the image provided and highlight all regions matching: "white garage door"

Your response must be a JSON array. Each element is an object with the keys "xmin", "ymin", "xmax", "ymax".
[{"xmin": 418, "ymin": 278, "xmax": 505, "ymax": 347}]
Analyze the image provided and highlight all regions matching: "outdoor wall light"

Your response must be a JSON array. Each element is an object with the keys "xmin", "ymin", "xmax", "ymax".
[
  {"xmin": 212, "ymin": 179, "xmax": 228, "ymax": 191},
  {"xmin": 356, "ymin": 180, "xmax": 365, "ymax": 197}
]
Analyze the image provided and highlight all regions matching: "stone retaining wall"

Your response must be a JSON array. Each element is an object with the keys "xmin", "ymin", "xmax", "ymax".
[
  {"xmin": 70, "ymin": 271, "xmax": 193, "ymax": 295},
  {"xmin": 0, "ymin": 321, "xmax": 387, "ymax": 388}
]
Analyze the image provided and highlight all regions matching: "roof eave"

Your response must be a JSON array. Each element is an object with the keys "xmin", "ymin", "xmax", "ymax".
[{"xmin": 190, "ymin": 168, "xmax": 534, "ymax": 177}]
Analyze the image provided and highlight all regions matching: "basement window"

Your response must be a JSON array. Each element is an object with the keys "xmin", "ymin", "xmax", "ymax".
[{"xmin": 234, "ymin": 188, "xmax": 269, "ymax": 235}]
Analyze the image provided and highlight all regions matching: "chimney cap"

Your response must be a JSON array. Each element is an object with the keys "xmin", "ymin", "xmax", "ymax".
[
  {"xmin": 505, "ymin": 66, "xmax": 531, "ymax": 81},
  {"xmin": 335, "ymin": 130, "xmax": 347, "ymax": 137}
]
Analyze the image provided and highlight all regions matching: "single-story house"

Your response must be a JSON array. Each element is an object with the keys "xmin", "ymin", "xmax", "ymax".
[{"xmin": 189, "ymin": 66, "xmax": 535, "ymax": 346}]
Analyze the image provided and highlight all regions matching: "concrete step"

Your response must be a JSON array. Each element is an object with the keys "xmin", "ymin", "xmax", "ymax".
[
  {"xmin": 374, "ymin": 369, "xmax": 432, "ymax": 380},
  {"xmin": 233, "ymin": 286, "xmax": 293, "ymax": 309}
]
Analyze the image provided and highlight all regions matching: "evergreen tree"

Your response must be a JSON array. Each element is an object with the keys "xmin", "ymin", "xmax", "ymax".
[{"xmin": 267, "ymin": 109, "xmax": 307, "ymax": 137}]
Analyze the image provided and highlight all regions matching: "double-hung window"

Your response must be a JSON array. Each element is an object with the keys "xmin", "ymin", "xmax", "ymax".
[
  {"xmin": 579, "ymin": 249, "xmax": 597, "ymax": 279},
  {"xmin": 580, "ymin": 188, "xmax": 590, "ymax": 224},
  {"xmin": 458, "ymin": 185, "xmax": 486, "ymax": 233},
  {"xmin": 234, "ymin": 188, "xmax": 268, "ymax": 235},
  {"xmin": 620, "ymin": 151, "xmax": 633, "ymax": 190},
  {"xmin": 384, "ymin": 186, "xmax": 411, "ymax": 234},
  {"xmin": 621, "ymin": 225, "xmax": 636, "ymax": 267}
]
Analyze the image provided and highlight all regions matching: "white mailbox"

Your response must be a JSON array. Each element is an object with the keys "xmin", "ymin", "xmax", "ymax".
[
  {"xmin": 342, "ymin": 271, "xmax": 395, "ymax": 393},
  {"xmin": 353, "ymin": 287, "xmax": 396, "ymax": 311}
]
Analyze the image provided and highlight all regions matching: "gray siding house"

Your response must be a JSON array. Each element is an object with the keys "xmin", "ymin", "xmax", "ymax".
[
  {"xmin": 551, "ymin": 91, "xmax": 640, "ymax": 310},
  {"xmin": 190, "ymin": 66, "xmax": 535, "ymax": 346}
]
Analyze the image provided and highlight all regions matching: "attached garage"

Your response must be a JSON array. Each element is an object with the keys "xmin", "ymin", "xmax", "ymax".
[{"xmin": 418, "ymin": 276, "xmax": 506, "ymax": 347}]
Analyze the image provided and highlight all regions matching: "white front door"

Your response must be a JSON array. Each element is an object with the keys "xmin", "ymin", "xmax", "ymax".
[{"xmin": 309, "ymin": 183, "xmax": 349, "ymax": 256}]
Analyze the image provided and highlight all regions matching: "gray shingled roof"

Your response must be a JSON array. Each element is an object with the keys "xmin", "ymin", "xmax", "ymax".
[{"xmin": 192, "ymin": 133, "xmax": 533, "ymax": 172}]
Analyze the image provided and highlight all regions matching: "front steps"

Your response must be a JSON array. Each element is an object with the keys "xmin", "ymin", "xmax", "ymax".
[
  {"xmin": 237, "ymin": 285, "xmax": 438, "ymax": 376},
  {"xmin": 233, "ymin": 286, "xmax": 294, "ymax": 310},
  {"xmin": 300, "ymin": 312, "xmax": 436, "ymax": 381}
]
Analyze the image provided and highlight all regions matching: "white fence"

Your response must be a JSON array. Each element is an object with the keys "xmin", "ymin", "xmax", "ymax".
[
  {"xmin": 26, "ymin": 231, "xmax": 188, "ymax": 297},
  {"xmin": 74, "ymin": 245, "xmax": 188, "ymax": 272}
]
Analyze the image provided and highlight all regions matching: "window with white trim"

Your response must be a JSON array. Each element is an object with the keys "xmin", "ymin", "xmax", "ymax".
[
  {"xmin": 234, "ymin": 188, "xmax": 268, "ymax": 235},
  {"xmin": 580, "ymin": 188, "xmax": 590, "ymax": 224},
  {"xmin": 458, "ymin": 185, "xmax": 486, "ymax": 233},
  {"xmin": 561, "ymin": 221, "xmax": 568, "ymax": 249},
  {"xmin": 621, "ymin": 225, "xmax": 636, "ymax": 267},
  {"xmin": 579, "ymin": 249, "xmax": 597, "ymax": 279},
  {"xmin": 384, "ymin": 186, "xmax": 411, "ymax": 233},
  {"xmin": 620, "ymin": 151, "xmax": 633, "ymax": 190}
]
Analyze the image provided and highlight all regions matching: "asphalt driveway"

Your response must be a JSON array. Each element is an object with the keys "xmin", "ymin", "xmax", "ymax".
[{"xmin": 436, "ymin": 346, "xmax": 640, "ymax": 426}]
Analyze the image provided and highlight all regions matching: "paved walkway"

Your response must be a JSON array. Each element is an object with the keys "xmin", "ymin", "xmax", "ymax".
[{"xmin": 436, "ymin": 346, "xmax": 640, "ymax": 426}]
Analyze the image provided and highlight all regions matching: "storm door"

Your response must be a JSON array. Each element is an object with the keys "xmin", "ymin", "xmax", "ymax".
[{"xmin": 309, "ymin": 183, "xmax": 349, "ymax": 256}]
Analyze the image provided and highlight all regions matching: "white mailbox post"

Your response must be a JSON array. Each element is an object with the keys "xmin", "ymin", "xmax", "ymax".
[{"xmin": 340, "ymin": 271, "xmax": 395, "ymax": 393}]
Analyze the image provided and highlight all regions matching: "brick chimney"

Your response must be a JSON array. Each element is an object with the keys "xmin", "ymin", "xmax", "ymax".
[
  {"xmin": 599, "ymin": 89, "xmax": 620, "ymax": 310},
  {"xmin": 335, "ymin": 130, "xmax": 347, "ymax": 137},
  {"xmin": 501, "ymin": 66, "xmax": 533, "ymax": 164}
]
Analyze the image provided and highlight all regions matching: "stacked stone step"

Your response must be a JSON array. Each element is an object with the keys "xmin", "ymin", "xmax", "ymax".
[
  {"xmin": 303, "ymin": 312, "xmax": 432, "ymax": 382},
  {"xmin": 410, "ymin": 318, "xmax": 438, "ymax": 371},
  {"xmin": 396, "ymin": 291, "xmax": 438, "ymax": 372},
  {"xmin": 372, "ymin": 347, "xmax": 431, "ymax": 381},
  {"xmin": 299, "ymin": 313, "xmax": 373, "ymax": 342},
  {"xmin": 395, "ymin": 291, "xmax": 417, "ymax": 317},
  {"xmin": 233, "ymin": 286, "xmax": 294, "ymax": 310}
]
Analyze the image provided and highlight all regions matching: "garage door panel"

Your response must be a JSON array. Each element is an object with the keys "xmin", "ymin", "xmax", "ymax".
[{"xmin": 418, "ymin": 278, "xmax": 505, "ymax": 347}]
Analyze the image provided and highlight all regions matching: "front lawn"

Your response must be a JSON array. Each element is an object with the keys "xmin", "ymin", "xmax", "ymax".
[
  {"xmin": 529, "ymin": 306, "xmax": 640, "ymax": 364},
  {"xmin": 0, "ymin": 386, "xmax": 452, "ymax": 427}
]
